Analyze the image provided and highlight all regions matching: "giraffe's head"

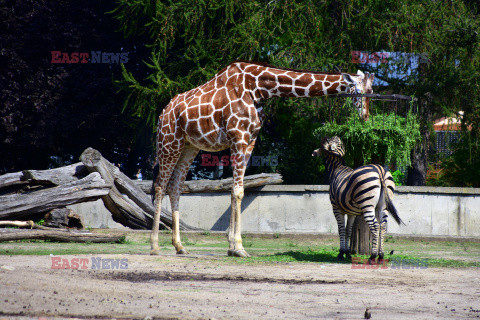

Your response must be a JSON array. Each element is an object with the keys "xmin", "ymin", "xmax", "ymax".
[
  {"xmin": 341, "ymin": 70, "xmax": 375, "ymax": 121},
  {"xmin": 312, "ymin": 136, "xmax": 345, "ymax": 158}
]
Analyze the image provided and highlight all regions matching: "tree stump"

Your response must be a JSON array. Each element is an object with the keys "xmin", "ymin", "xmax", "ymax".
[{"xmin": 349, "ymin": 216, "xmax": 372, "ymax": 255}]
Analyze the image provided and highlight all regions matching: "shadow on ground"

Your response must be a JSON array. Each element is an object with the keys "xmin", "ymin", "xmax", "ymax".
[{"xmin": 262, "ymin": 250, "xmax": 352, "ymax": 264}]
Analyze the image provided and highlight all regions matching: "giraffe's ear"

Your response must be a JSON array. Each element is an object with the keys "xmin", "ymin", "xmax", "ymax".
[
  {"xmin": 342, "ymin": 73, "xmax": 357, "ymax": 85},
  {"xmin": 356, "ymin": 70, "xmax": 365, "ymax": 77}
]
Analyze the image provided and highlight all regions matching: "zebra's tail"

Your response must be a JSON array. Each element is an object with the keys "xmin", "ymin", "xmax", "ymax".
[
  {"xmin": 386, "ymin": 194, "xmax": 404, "ymax": 226},
  {"xmin": 381, "ymin": 175, "xmax": 405, "ymax": 226},
  {"xmin": 151, "ymin": 163, "xmax": 159, "ymax": 204}
]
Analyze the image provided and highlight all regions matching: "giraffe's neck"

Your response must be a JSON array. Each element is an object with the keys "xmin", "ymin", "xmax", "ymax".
[{"xmin": 244, "ymin": 65, "xmax": 353, "ymax": 102}]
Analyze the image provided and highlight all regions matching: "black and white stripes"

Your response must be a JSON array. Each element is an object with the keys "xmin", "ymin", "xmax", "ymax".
[{"xmin": 313, "ymin": 136, "xmax": 404, "ymax": 262}]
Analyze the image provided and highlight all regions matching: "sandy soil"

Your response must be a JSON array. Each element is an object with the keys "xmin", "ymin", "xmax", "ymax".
[{"xmin": 0, "ymin": 253, "xmax": 479, "ymax": 320}]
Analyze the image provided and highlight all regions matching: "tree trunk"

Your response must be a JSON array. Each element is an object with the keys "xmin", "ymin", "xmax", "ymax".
[
  {"xmin": 407, "ymin": 93, "xmax": 431, "ymax": 186},
  {"xmin": 407, "ymin": 140, "xmax": 428, "ymax": 186},
  {"xmin": 349, "ymin": 216, "xmax": 371, "ymax": 255}
]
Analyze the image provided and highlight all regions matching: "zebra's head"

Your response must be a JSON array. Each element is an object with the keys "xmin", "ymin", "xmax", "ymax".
[{"xmin": 312, "ymin": 136, "xmax": 346, "ymax": 158}]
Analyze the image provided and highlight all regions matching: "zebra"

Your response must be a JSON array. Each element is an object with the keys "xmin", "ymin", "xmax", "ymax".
[{"xmin": 312, "ymin": 136, "xmax": 404, "ymax": 263}]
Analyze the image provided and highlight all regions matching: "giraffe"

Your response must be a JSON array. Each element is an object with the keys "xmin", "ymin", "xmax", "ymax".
[{"xmin": 151, "ymin": 60, "xmax": 375, "ymax": 257}]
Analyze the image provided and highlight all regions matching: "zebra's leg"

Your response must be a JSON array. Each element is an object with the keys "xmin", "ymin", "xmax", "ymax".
[
  {"xmin": 363, "ymin": 209, "xmax": 380, "ymax": 264},
  {"xmin": 345, "ymin": 214, "xmax": 356, "ymax": 259},
  {"xmin": 378, "ymin": 210, "xmax": 389, "ymax": 261},
  {"xmin": 333, "ymin": 208, "xmax": 347, "ymax": 261}
]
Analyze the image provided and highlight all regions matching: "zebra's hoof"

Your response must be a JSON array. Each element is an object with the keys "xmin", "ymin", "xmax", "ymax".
[
  {"xmin": 176, "ymin": 249, "xmax": 189, "ymax": 255},
  {"xmin": 368, "ymin": 254, "xmax": 377, "ymax": 265},
  {"xmin": 336, "ymin": 254, "xmax": 345, "ymax": 261}
]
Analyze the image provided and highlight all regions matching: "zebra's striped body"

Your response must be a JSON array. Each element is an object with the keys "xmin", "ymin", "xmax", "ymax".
[{"xmin": 313, "ymin": 136, "xmax": 403, "ymax": 261}]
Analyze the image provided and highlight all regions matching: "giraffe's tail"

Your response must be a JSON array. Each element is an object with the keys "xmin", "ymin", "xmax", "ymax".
[{"xmin": 151, "ymin": 163, "xmax": 159, "ymax": 204}]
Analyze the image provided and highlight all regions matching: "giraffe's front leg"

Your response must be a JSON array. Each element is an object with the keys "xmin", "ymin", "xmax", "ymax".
[
  {"xmin": 227, "ymin": 143, "xmax": 254, "ymax": 258},
  {"xmin": 227, "ymin": 185, "xmax": 249, "ymax": 257}
]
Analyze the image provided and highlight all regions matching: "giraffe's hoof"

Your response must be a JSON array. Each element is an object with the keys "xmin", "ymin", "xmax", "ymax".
[
  {"xmin": 176, "ymin": 249, "xmax": 189, "ymax": 255},
  {"xmin": 150, "ymin": 248, "xmax": 161, "ymax": 255},
  {"xmin": 229, "ymin": 249, "xmax": 251, "ymax": 258}
]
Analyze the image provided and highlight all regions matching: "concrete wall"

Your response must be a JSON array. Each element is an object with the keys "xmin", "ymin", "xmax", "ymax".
[{"xmin": 70, "ymin": 185, "xmax": 480, "ymax": 237}]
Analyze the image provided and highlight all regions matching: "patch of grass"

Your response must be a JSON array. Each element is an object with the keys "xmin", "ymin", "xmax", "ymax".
[
  {"xmin": 385, "ymin": 254, "xmax": 480, "ymax": 268},
  {"xmin": 1, "ymin": 231, "xmax": 479, "ymax": 269},
  {"xmin": 384, "ymin": 235, "xmax": 395, "ymax": 243}
]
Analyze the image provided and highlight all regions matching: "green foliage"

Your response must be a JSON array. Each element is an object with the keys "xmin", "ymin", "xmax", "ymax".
[
  {"xmin": 391, "ymin": 170, "xmax": 405, "ymax": 186},
  {"xmin": 314, "ymin": 102, "xmax": 421, "ymax": 169},
  {"xmin": 427, "ymin": 131, "xmax": 480, "ymax": 187},
  {"xmin": 110, "ymin": 0, "xmax": 480, "ymax": 185}
]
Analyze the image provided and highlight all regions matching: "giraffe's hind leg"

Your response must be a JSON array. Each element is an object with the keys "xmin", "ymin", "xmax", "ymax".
[
  {"xmin": 151, "ymin": 150, "xmax": 182, "ymax": 255},
  {"xmin": 150, "ymin": 138, "xmax": 185, "ymax": 255},
  {"xmin": 166, "ymin": 145, "xmax": 199, "ymax": 254}
]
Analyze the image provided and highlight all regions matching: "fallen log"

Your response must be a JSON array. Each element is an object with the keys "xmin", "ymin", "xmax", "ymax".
[
  {"xmin": 0, "ymin": 172, "xmax": 111, "ymax": 220},
  {"xmin": 1, "ymin": 160, "xmax": 282, "ymax": 195},
  {"xmin": 0, "ymin": 149, "xmax": 283, "ymax": 232},
  {"xmin": 0, "ymin": 220, "xmax": 72, "ymax": 231},
  {"xmin": 80, "ymin": 148, "xmax": 198, "ymax": 230},
  {"xmin": 0, "ymin": 171, "xmax": 28, "ymax": 189},
  {"xmin": 22, "ymin": 162, "xmax": 88, "ymax": 186},
  {"xmin": 134, "ymin": 173, "xmax": 284, "ymax": 195},
  {"xmin": 44, "ymin": 208, "xmax": 84, "ymax": 229},
  {"xmin": 0, "ymin": 228, "xmax": 125, "ymax": 243},
  {"xmin": 0, "ymin": 220, "xmax": 39, "ymax": 228}
]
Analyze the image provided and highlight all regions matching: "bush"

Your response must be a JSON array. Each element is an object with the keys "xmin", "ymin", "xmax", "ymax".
[{"xmin": 314, "ymin": 100, "xmax": 421, "ymax": 170}]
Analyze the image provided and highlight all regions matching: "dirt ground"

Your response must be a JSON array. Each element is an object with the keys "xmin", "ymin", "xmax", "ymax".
[{"xmin": 1, "ymin": 252, "xmax": 479, "ymax": 320}]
